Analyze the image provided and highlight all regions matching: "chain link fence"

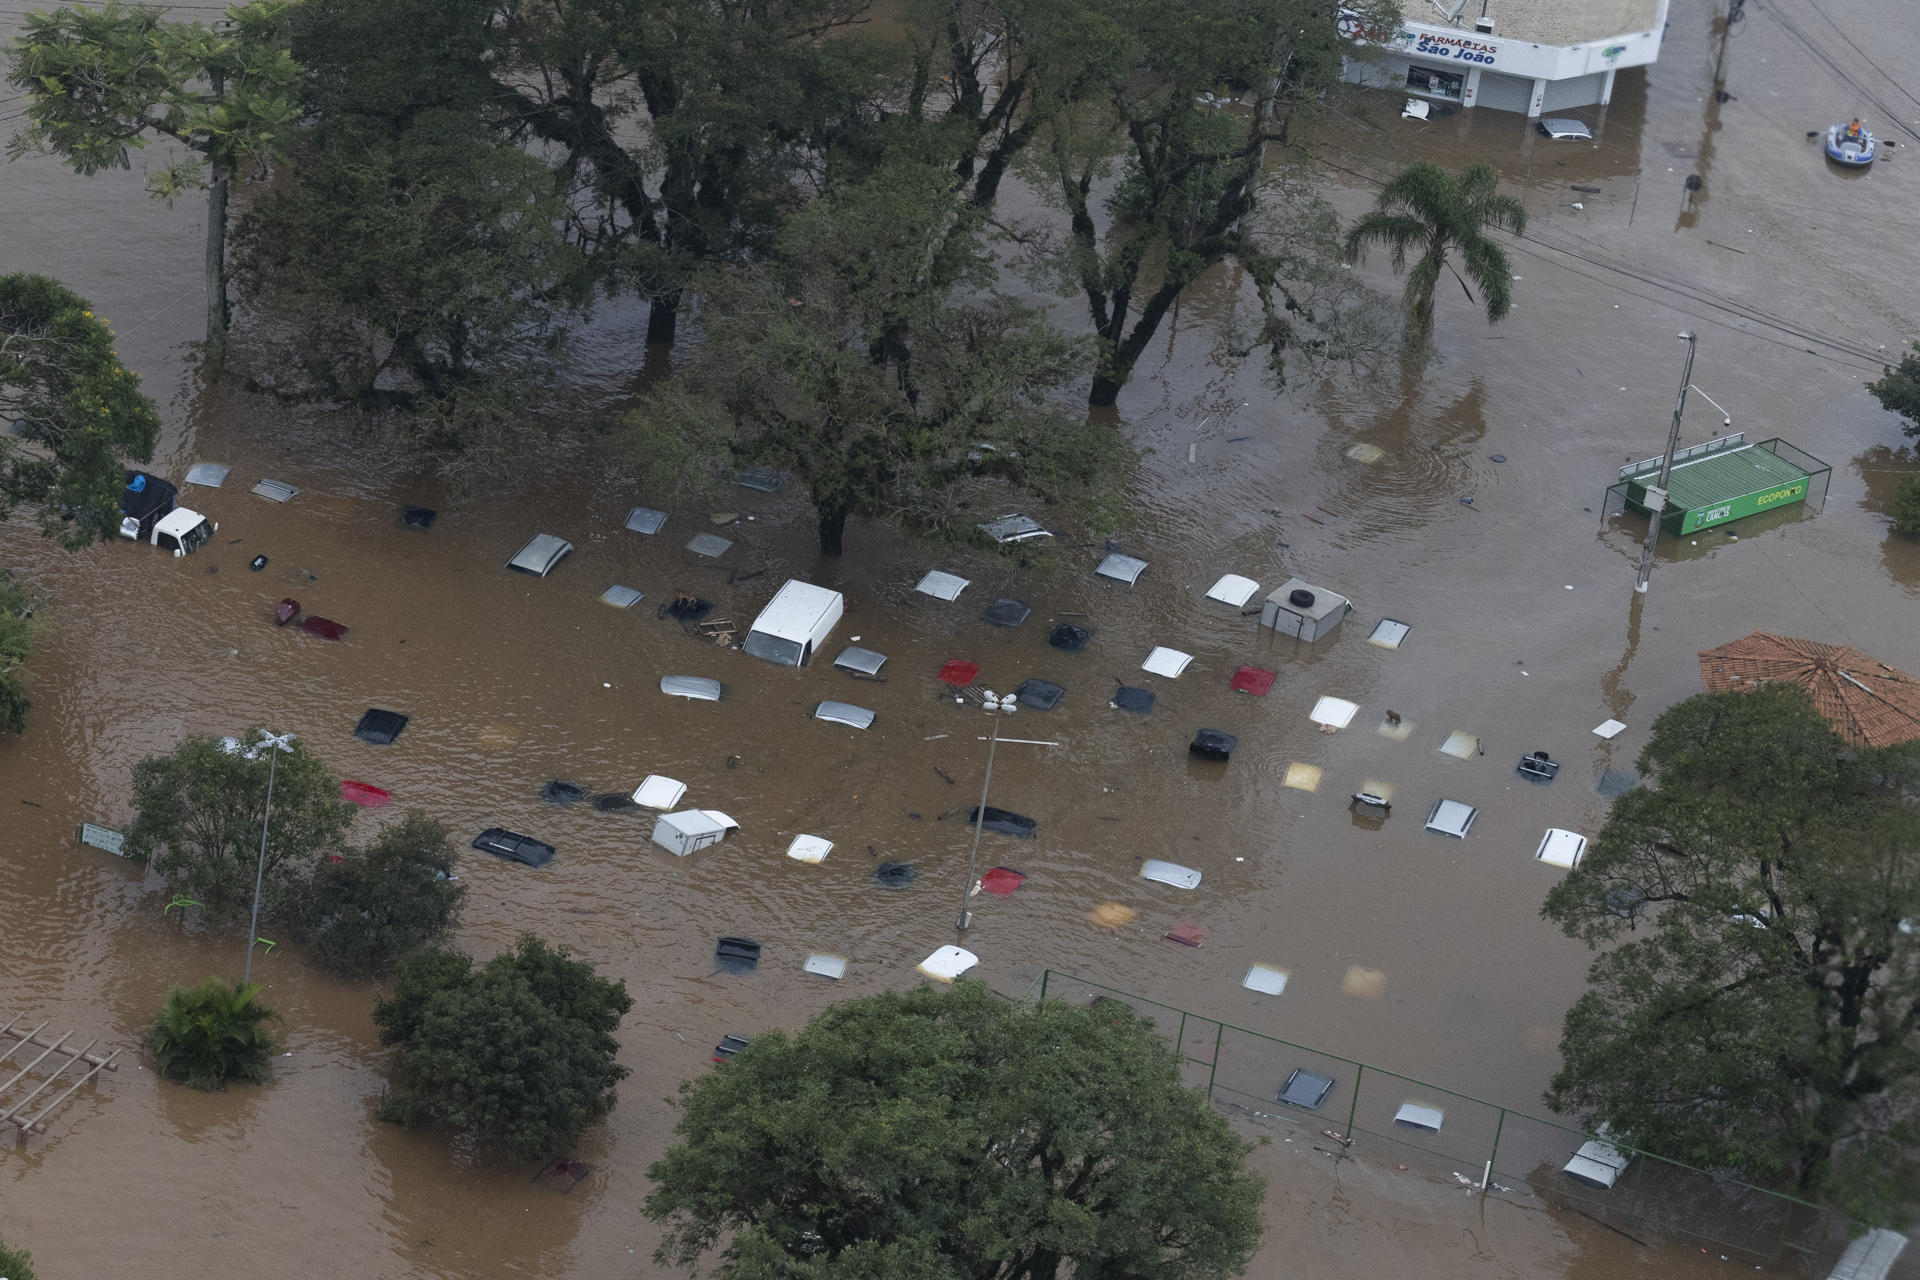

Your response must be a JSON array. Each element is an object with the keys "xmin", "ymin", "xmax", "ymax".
[{"xmin": 1036, "ymin": 970, "xmax": 1865, "ymax": 1275}]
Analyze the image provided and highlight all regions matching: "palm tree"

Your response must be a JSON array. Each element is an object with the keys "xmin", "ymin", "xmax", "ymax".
[
  {"xmin": 148, "ymin": 977, "xmax": 281, "ymax": 1091},
  {"xmin": 1344, "ymin": 162, "xmax": 1528, "ymax": 342}
]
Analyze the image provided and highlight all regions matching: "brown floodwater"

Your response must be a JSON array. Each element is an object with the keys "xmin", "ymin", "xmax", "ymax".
[{"xmin": 4, "ymin": 1, "xmax": 1919, "ymax": 1276}]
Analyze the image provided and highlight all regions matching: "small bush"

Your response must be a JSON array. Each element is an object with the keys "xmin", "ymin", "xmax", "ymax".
[{"xmin": 148, "ymin": 978, "xmax": 281, "ymax": 1091}]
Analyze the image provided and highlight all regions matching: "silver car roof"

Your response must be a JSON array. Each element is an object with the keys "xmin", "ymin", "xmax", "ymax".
[
  {"xmin": 815, "ymin": 700, "xmax": 875, "ymax": 729},
  {"xmin": 507, "ymin": 533, "xmax": 574, "ymax": 575},
  {"xmin": 660, "ymin": 676, "xmax": 722, "ymax": 701},
  {"xmin": 833, "ymin": 645, "xmax": 888, "ymax": 675}
]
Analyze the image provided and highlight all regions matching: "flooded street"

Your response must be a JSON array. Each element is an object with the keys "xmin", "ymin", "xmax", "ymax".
[{"xmin": 3, "ymin": 1, "xmax": 1919, "ymax": 1276}]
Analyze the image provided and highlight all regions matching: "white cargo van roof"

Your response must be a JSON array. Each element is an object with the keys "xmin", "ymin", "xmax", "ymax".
[{"xmin": 744, "ymin": 580, "xmax": 844, "ymax": 666}]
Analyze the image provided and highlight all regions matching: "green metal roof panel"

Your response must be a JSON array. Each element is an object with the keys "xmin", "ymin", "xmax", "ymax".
[{"xmin": 1632, "ymin": 445, "xmax": 1808, "ymax": 510}]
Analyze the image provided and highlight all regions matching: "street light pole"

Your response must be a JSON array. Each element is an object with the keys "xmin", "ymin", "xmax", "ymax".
[
  {"xmin": 243, "ymin": 730, "xmax": 296, "ymax": 986},
  {"xmin": 1634, "ymin": 333, "xmax": 1698, "ymax": 594},
  {"xmin": 1712, "ymin": 0, "xmax": 1746, "ymax": 102},
  {"xmin": 956, "ymin": 692, "xmax": 1015, "ymax": 932}
]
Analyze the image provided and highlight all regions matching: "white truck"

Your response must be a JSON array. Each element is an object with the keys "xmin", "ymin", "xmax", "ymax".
[{"xmin": 117, "ymin": 472, "xmax": 216, "ymax": 555}]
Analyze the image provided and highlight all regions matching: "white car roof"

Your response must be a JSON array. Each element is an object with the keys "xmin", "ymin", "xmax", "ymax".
[{"xmin": 154, "ymin": 508, "xmax": 207, "ymax": 538}]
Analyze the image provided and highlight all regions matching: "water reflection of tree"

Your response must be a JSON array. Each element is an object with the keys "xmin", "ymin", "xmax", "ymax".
[{"xmin": 1852, "ymin": 443, "xmax": 1920, "ymax": 594}]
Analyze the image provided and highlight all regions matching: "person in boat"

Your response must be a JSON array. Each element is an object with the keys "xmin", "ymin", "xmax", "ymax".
[{"xmin": 1845, "ymin": 119, "xmax": 1864, "ymax": 143}]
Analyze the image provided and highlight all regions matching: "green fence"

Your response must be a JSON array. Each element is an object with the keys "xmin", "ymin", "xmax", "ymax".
[{"xmin": 1034, "ymin": 971, "xmax": 1862, "ymax": 1275}]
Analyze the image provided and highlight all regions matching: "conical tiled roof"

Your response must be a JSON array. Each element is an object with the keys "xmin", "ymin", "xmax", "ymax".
[{"xmin": 1697, "ymin": 631, "xmax": 1920, "ymax": 748}]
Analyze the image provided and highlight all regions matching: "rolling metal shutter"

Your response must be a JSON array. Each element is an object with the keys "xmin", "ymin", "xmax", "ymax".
[{"xmin": 1473, "ymin": 71, "xmax": 1533, "ymax": 113}]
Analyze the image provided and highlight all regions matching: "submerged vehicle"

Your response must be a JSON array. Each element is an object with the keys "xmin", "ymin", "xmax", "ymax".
[
  {"xmin": 1825, "ymin": 120, "xmax": 1877, "ymax": 167},
  {"xmin": 118, "ymin": 472, "xmax": 216, "ymax": 555}
]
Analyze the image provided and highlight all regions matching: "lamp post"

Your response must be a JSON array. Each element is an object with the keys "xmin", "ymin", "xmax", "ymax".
[
  {"xmin": 1633, "ymin": 332, "xmax": 1698, "ymax": 594},
  {"xmin": 243, "ymin": 729, "xmax": 295, "ymax": 986},
  {"xmin": 1685, "ymin": 385, "xmax": 1733, "ymax": 428},
  {"xmin": 956, "ymin": 691, "xmax": 1016, "ymax": 932}
]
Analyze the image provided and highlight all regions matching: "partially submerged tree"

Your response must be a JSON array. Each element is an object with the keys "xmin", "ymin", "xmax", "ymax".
[
  {"xmin": 1018, "ymin": 0, "xmax": 1393, "ymax": 406},
  {"xmin": 300, "ymin": 812, "xmax": 466, "ymax": 978},
  {"xmin": 231, "ymin": 109, "xmax": 588, "ymax": 475},
  {"xmin": 148, "ymin": 977, "xmax": 281, "ymax": 1091},
  {"xmin": 0, "ymin": 572, "xmax": 42, "ymax": 735},
  {"xmin": 630, "ymin": 162, "xmax": 1127, "ymax": 555},
  {"xmin": 1868, "ymin": 343, "xmax": 1920, "ymax": 439},
  {"xmin": 0, "ymin": 273, "xmax": 161, "ymax": 547},
  {"xmin": 1343, "ymin": 161, "xmax": 1527, "ymax": 343},
  {"xmin": 373, "ymin": 935, "xmax": 632, "ymax": 1162},
  {"xmin": 647, "ymin": 982, "xmax": 1265, "ymax": 1278},
  {"xmin": 6, "ymin": 0, "xmax": 302, "ymax": 362},
  {"xmin": 1544, "ymin": 684, "xmax": 1920, "ymax": 1223},
  {"xmin": 492, "ymin": 0, "xmax": 879, "ymax": 344},
  {"xmin": 126, "ymin": 732, "xmax": 354, "ymax": 922}
]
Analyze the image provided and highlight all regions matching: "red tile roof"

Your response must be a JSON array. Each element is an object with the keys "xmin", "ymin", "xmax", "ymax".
[{"xmin": 1697, "ymin": 632, "xmax": 1920, "ymax": 748}]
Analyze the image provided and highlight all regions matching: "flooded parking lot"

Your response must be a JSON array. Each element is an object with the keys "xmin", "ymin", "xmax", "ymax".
[{"xmin": 3, "ymin": 1, "xmax": 1919, "ymax": 1275}]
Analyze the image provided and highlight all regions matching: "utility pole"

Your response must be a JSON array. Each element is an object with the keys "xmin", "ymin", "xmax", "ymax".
[
  {"xmin": 955, "ymin": 692, "xmax": 1016, "ymax": 931},
  {"xmin": 1713, "ymin": 0, "xmax": 1746, "ymax": 102},
  {"xmin": 243, "ymin": 730, "xmax": 296, "ymax": 986},
  {"xmin": 1634, "ymin": 333, "xmax": 1698, "ymax": 594}
]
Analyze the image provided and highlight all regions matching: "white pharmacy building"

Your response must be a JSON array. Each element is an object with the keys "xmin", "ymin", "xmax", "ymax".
[{"xmin": 1340, "ymin": 0, "xmax": 1669, "ymax": 118}]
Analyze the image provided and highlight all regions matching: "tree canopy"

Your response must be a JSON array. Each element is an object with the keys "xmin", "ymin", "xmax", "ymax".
[
  {"xmin": 0, "ymin": 1231, "xmax": 37, "ymax": 1280},
  {"xmin": 0, "ymin": 273, "xmax": 161, "ymax": 547},
  {"xmin": 6, "ymin": 0, "xmax": 302, "ymax": 358},
  {"xmin": 1543, "ymin": 684, "xmax": 1920, "ymax": 1223},
  {"xmin": 1014, "ymin": 0, "xmax": 1392, "ymax": 405},
  {"xmin": 299, "ymin": 811, "xmax": 466, "ymax": 977},
  {"xmin": 1344, "ymin": 161, "xmax": 1528, "ymax": 343},
  {"xmin": 126, "ymin": 732, "xmax": 355, "ymax": 922},
  {"xmin": 231, "ymin": 108, "xmax": 589, "ymax": 475},
  {"xmin": 1868, "ymin": 343, "xmax": 1920, "ymax": 439},
  {"xmin": 630, "ymin": 161, "xmax": 1128, "ymax": 554},
  {"xmin": 0, "ymin": 571, "xmax": 42, "ymax": 735},
  {"xmin": 373, "ymin": 935, "xmax": 633, "ymax": 1162},
  {"xmin": 645, "ymin": 982, "xmax": 1265, "ymax": 1280}
]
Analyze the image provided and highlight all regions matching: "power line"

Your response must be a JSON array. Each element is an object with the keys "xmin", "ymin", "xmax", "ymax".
[
  {"xmin": 1756, "ymin": 2, "xmax": 1919, "ymax": 142},
  {"xmin": 1314, "ymin": 152, "xmax": 1891, "ymax": 374},
  {"xmin": 1801, "ymin": 0, "xmax": 1920, "ymax": 118}
]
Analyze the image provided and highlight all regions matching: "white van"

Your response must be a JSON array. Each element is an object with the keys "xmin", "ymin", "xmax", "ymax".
[{"xmin": 743, "ymin": 580, "xmax": 844, "ymax": 667}]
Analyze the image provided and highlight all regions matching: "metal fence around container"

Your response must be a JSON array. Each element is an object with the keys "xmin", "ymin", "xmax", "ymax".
[{"xmin": 1035, "ymin": 970, "xmax": 1866, "ymax": 1276}]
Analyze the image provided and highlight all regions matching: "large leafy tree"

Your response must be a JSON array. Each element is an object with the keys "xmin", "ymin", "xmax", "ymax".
[
  {"xmin": 631, "ymin": 161, "xmax": 1126, "ymax": 555},
  {"xmin": 0, "ymin": 571, "xmax": 43, "ymax": 735},
  {"xmin": 0, "ymin": 274, "xmax": 161, "ymax": 547},
  {"xmin": 1543, "ymin": 684, "xmax": 1920, "ymax": 1223},
  {"xmin": 492, "ymin": 0, "xmax": 878, "ymax": 344},
  {"xmin": 647, "ymin": 982, "xmax": 1264, "ymax": 1279},
  {"xmin": 147, "ymin": 977, "xmax": 281, "ymax": 1091},
  {"xmin": 6, "ymin": 1, "xmax": 302, "ymax": 363},
  {"xmin": 230, "ymin": 109, "xmax": 589, "ymax": 475},
  {"xmin": 373, "ymin": 936, "xmax": 633, "ymax": 1162},
  {"xmin": 1868, "ymin": 343, "xmax": 1920, "ymax": 439},
  {"xmin": 299, "ymin": 812, "xmax": 467, "ymax": 978},
  {"xmin": 126, "ymin": 732, "xmax": 355, "ymax": 923},
  {"xmin": 1019, "ymin": 0, "xmax": 1391, "ymax": 407},
  {"xmin": 895, "ymin": 0, "xmax": 1130, "ymax": 210},
  {"xmin": 1343, "ymin": 161, "xmax": 1527, "ymax": 343}
]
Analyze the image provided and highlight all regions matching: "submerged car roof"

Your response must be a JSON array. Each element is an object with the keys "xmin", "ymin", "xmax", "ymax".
[{"xmin": 507, "ymin": 533, "xmax": 574, "ymax": 576}]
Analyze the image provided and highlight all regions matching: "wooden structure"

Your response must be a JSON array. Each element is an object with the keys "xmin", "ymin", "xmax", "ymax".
[{"xmin": 0, "ymin": 1015, "xmax": 120, "ymax": 1142}]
